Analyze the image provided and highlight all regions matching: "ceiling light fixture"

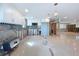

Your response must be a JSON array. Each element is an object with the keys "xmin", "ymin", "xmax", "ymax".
[
  {"xmin": 63, "ymin": 16, "xmax": 68, "ymax": 19},
  {"xmin": 25, "ymin": 9, "xmax": 29, "ymax": 13},
  {"xmin": 54, "ymin": 12, "xmax": 58, "ymax": 16}
]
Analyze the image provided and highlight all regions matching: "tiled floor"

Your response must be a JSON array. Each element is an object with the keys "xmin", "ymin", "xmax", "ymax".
[
  {"xmin": 10, "ymin": 32, "xmax": 79, "ymax": 56},
  {"xmin": 10, "ymin": 36, "xmax": 51, "ymax": 56}
]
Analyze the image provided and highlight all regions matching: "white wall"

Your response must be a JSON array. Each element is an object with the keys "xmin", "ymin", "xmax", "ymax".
[
  {"xmin": 0, "ymin": 4, "xmax": 26, "ymax": 27},
  {"xmin": 59, "ymin": 23, "xmax": 66, "ymax": 29},
  {"xmin": 26, "ymin": 16, "xmax": 41, "ymax": 26},
  {"xmin": 76, "ymin": 19, "xmax": 79, "ymax": 27},
  {"xmin": 26, "ymin": 16, "xmax": 50, "ymax": 27},
  {"xmin": 76, "ymin": 23, "xmax": 79, "ymax": 27},
  {"xmin": 0, "ymin": 5, "xmax": 4, "ymax": 22}
]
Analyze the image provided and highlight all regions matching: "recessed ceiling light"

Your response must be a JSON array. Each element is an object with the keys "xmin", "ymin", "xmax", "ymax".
[
  {"xmin": 63, "ymin": 16, "xmax": 68, "ymax": 19},
  {"xmin": 25, "ymin": 9, "xmax": 29, "ymax": 13},
  {"xmin": 54, "ymin": 12, "xmax": 58, "ymax": 16}
]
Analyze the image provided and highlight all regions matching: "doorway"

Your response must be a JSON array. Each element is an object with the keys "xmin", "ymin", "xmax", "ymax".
[{"xmin": 49, "ymin": 21, "xmax": 57, "ymax": 35}]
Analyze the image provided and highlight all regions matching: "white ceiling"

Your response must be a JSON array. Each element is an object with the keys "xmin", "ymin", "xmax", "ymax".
[{"xmin": 1, "ymin": 3, "xmax": 79, "ymax": 23}]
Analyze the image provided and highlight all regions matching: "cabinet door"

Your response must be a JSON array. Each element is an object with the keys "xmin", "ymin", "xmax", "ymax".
[
  {"xmin": 52, "ymin": 23, "xmax": 56, "ymax": 34},
  {"xmin": 67, "ymin": 24, "xmax": 76, "ymax": 32}
]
